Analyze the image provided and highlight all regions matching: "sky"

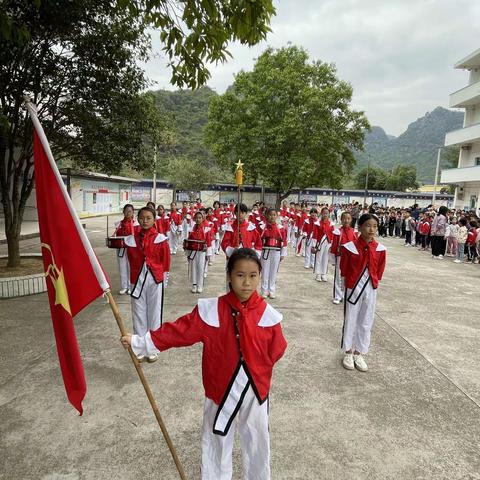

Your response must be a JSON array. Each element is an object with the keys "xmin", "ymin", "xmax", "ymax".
[{"xmin": 142, "ymin": 0, "xmax": 480, "ymax": 136}]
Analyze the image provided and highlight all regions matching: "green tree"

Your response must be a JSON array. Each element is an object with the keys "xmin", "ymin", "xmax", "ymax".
[
  {"xmin": 205, "ymin": 45, "xmax": 370, "ymax": 207},
  {"xmin": 1, "ymin": 0, "xmax": 274, "ymax": 267},
  {"xmin": 354, "ymin": 166, "xmax": 388, "ymax": 190},
  {"xmin": 385, "ymin": 164, "xmax": 419, "ymax": 192}
]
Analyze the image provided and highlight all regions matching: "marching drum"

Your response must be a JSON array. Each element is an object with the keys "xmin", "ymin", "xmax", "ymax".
[
  {"xmin": 106, "ymin": 236, "xmax": 127, "ymax": 249},
  {"xmin": 262, "ymin": 237, "xmax": 283, "ymax": 250},
  {"xmin": 183, "ymin": 239, "xmax": 207, "ymax": 252}
]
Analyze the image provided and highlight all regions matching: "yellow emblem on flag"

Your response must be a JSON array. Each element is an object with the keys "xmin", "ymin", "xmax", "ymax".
[{"xmin": 41, "ymin": 243, "xmax": 72, "ymax": 315}]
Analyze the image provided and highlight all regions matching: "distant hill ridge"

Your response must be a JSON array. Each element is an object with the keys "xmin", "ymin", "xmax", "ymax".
[{"xmin": 355, "ymin": 106, "xmax": 464, "ymax": 182}]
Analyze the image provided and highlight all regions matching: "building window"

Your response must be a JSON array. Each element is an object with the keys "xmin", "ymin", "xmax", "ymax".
[
  {"xmin": 93, "ymin": 192, "xmax": 97, "ymax": 204},
  {"xmin": 475, "ymin": 157, "xmax": 480, "ymax": 166},
  {"xmin": 470, "ymin": 195, "xmax": 477, "ymax": 209}
]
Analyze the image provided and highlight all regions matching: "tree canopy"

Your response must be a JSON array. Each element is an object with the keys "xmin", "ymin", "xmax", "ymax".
[
  {"xmin": 353, "ymin": 164, "xmax": 419, "ymax": 192},
  {"xmin": 205, "ymin": 45, "xmax": 370, "ymax": 206}
]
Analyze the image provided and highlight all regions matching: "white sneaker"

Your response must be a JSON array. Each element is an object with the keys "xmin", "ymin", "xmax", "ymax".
[
  {"xmin": 197, "ymin": 287, "xmax": 203, "ymax": 293},
  {"xmin": 438, "ymin": 254, "xmax": 444, "ymax": 259},
  {"xmin": 315, "ymin": 274, "xmax": 322, "ymax": 282},
  {"xmin": 147, "ymin": 353, "xmax": 158, "ymax": 363},
  {"xmin": 137, "ymin": 355, "xmax": 146, "ymax": 363},
  {"xmin": 353, "ymin": 354, "xmax": 368, "ymax": 372},
  {"xmin": 453, "ymin": 259, "xmax": 461, "ymax": 263},
  {"xmin": 295, "ymin": 253, "xmax": 301, "ymax": 257},
  {"xmin": 126, "ymin": 289, "xmax": 131, "ymax": 295},
  {"xmin": 208, "ymin": 261, "xmax": 213, "ymax": 266},
  {"xmin": 269, "ymin": 293, "xmax": 276, "ymax": 299},
  {"xmin": 332, "ymin": 298, "xmax": 341, "ymax": 304},
  {"xmin": 191, "ymin": 286, "xmax": 197, "ymax": 293},
  {"xmin": 261, "ymin": 292, "xmax": 269, "ymax": 299},
  {"xmin": 118, "ymin": 288, "xmax": 128, "ymax": 295},
  {"xmin": 342, "ymin": 354, "xmax": 354, "ymax": 370},
  {"xmin": 304, "ymin": 265, "xmax": 310, "ymax": 269},
  {"xmin": 321, "ymin": 275, "xmax": 327, "ymax": 282},
  {"xmin": 203, "ymin": 272, "xmax": 208, "ymax": 278}
]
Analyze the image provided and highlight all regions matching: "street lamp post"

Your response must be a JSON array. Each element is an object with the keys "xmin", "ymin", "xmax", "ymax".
[
  {"xmin": 363, "ymin": 158, "xmax": 370, "ymax": 207},
  {"xmin": 152, "ymin": 144, "xmax": 157, "ymax": 203},
  {"xmin": 432, "ymin": 147, "xmax": 442, "ymax": 206}
]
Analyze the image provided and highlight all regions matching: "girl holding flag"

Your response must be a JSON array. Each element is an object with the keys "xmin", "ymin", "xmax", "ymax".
[{"xmin": 121, "ymin": 248, "xmax": 287, "ymax": 479}]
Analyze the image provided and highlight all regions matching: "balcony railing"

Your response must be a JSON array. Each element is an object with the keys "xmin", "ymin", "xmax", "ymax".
[
  {"xmin": 444, "ymin": 122, "xmax": 480, "ymax": 146},
  {"xmin": 449, "ymin": 81, "xmax": 480, "ymax": 108},
  {"xmin": 441, "ymin": 165, "xmax": 480, "ymax": 184}
]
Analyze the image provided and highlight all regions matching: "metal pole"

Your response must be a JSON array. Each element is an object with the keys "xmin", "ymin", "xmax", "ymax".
[
  {"xmin": 152, "ymin": 144, "xmax": 157, "ymax": 204},
  {"xmin": 363, "ymin": 159, "xmax": 370, "ymax": 207},
  {"xmin": 432, "ymin": 147, "xmax": 441, "ymax": 206}
]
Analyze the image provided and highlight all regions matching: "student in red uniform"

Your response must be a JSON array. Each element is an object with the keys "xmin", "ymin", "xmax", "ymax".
[
  {"xmin": 114, "ymin": 204, "xmax": 137, "ymax": 294},
  {"xmin": 300, "ymin": 208, "xmax": 318, "ymax": 269},
  {"xmin": 312, "ymin": 207, "xmax": 334, "ymax": 282},
  {"xmin": 167, "ymin": 202, "xmax": 183, "ymax": 255},
  {"xmin": 121, "ymin": 248, "xmax": 287, "ymax": 480},
  {"xmin": 340, "ymin": 213, "xmax": 386, "ymax": 372},
  {"xmin": 294, "ymin": 204, "xmax": 309, "ymax": 256},
  {"xmin": 330, "ymin": 212, "xmax": 356, "ymax": 304},
  {"xmin": 221, "ymin": 203, "xmax": 262, "ymax": 259},
  {"xmin": 124, "ymin": 207, "xmax": 170, "ymax": 362},
  {"xmin": 155, "ymin": 205, "xmax": 170, "ymax": 235},
  {"xmin": 259, "ymin": 208, "xmax": 288, "ymax": 299},
  {"xmin": 185, "ymin": 211, "xmax": 212, "ymax": 293}
]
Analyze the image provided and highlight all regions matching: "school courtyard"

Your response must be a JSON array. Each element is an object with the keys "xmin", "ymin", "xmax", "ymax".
[{"xmin": 0, "ymin": 215, "xmax": 479, "ymax": 480}]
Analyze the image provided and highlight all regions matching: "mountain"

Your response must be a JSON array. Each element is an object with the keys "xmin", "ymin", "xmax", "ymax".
[
  {"xmin": 151, "ymin": 86, "xmax": 218, "ymax": 166},
  {"xmin": 356, "ymin": 107, "xmax": 464, "ymax": 182}
]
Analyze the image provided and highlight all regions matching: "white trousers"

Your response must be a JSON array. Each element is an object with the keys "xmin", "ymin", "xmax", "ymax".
[
  {"xmin": 188, "ymin": 250, "xmax": 207, "ymax": 288},
  {"xmin": 201, "ymin": 387, "xmax": 270, "ymax": 480},
  {"xmin": 296, "ymin": 235, "xmax": 305, "ymax": 256},
  {"xmin": 341, "ymin": 280, "xmax": 377, "ymax": 354},
  {"xmin": 117, "ymin": 249, "xmax": 130, "ymax": 290},
  {"xmin": 260, "ymin": 249, "xmax": 281, "ymax": 295},
  {"xmin": 130, "ymin": 271, "xmax": 164, "ymax": 336},
  {"xmin": 332, "ymin": 256, "xmax": 343, "ymax": 301},
  {"xmin": 313, "ymin": 238, "xmax": 331, "ymax": 277},
  {"xmin": 168, "ymin": 229, "xmax": 179, "ymax": 254},
  {"xmin": 304, "ymin": 238, "xmax": 314, "ymax": 268}
]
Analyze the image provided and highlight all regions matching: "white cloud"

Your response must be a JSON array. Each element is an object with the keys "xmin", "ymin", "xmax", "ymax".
[{"xmin": 142, "ymin": 0, "xmax": 480, "ymax": 135}]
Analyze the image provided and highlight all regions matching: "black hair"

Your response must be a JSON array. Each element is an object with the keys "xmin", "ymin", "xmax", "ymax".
[
  {"xmin": 138, "ymin": 206, "xmax": 156, "ymax": 218},
  {"xmin": 266, "ymin": 208, "xmax": 277, "ymax": 215},
  {"xmin": 123, "ymin": 203, "xmax": 134, "ymax": 212},
  {"xmin": 156, "ymin": 204, "xmax": 165, "ymax": 211},
  {"xmin": 146, "ymin": 201, "xmax": 155, "ymax": 209},
  {"xmin": 340, "ymin": 211, "xmax": 352, "ymax": 220},
  {"xmin": 213, "ymin": 201, "xmax": 220, "ymax": 208},
  {"xmin": 438, "ymin": 206, "xmax": 449, "ymax": 216},
  {"xmin": 227, "ymin": 248, "xmax": 262, "ymax": 274},
  {"xmin": 358, "ymin": 213, "xmax": 379, "ymax": 227},
  {"xmin": 236, "ymin": 203, "xmax": 248, "ymax": 214},
  {"xmin": 194, "ymin": 210, "xmax": 204, "ymax": 218},
  {"xmin": 470, "ymin": 220, "xmax": 478, "ymax": 228},
  {"xmin": 309, "ymin": 208, "xmax": 318, "ymax": 215}
]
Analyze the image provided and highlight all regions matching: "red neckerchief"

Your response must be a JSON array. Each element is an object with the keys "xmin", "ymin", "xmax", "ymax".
[
  {"xmin": 357, "ymin": 235, "xmax": 378, "ymax": 275},
  {"xmin": 262, "ymin": 222, "xmax": 281, "ymax": 239},
  {"xmin": 224, "ymin": 290, "xmax": 265, "ymax": 316}
]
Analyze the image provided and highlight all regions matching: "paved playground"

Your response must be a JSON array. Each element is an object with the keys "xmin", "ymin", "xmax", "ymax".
[{"xmin": 1, "ymin": 215, "xmax": 479, "ymax": 479}]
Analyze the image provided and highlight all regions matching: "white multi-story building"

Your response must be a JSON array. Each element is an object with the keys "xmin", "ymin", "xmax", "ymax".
[{"xmin": 441, "ymin": 48, "xmax": 480, "ymax": 213}]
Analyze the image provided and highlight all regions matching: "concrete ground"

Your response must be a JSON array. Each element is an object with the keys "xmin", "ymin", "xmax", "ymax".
[{"xmin": 0, "ymin": 216, "xmax": 479, "ymax": 480}]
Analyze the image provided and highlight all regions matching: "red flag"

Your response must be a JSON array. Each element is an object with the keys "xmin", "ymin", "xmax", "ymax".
[{"xmin": 27, "ymin": 101, "xmax": 110, "ymax": 415}]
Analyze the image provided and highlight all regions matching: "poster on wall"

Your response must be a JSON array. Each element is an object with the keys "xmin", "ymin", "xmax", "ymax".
[
  {"xmin": 298, "ymin": 193, "xmax": 317, "ymax": 204},
  {"xmin": 131, "ymin": 187, "xmax": 151, "ymax": 202},
  {"xmin": 333, "ymin": 194, "xmax": 349, "ymax": 204}
]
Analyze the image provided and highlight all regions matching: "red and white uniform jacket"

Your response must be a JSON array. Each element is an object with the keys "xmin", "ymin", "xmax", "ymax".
[
  {"xmin": 418, "ymin": 220, "xmax": 431, "ymax": 236},
  {"xmin": 300, "ymin": 216, "xmax": 317, "ymax": 239},
  {"xmin": 340, "ymin": 236, "xmax": 386, "ymax": 292},
  {"xmin": 330, "ymin": 225, "xmax": 357, "ymax": 257},
  {"xmin": 221, "ymin": 220, "xmax": 262, "ymax": 257},
  {"xmin": 187, "ymin": 223, "xmax": 213, "ymax": 249},
  {"xmin": 260, "ymin": 222, "xmax": 288, "ymax": 256},
  {"xmin": 466, "ymin": 228, "xmax": 477, "ymax": 246},
  {"xmin": 155, "ymin": 214, "xmax": 170, "ymax": 235},
  {"xmin": 294, "ymin": 211, "xmax": 308, "ymax": 233},
  {"xmin": 168, "ymin": 210, "xmax": 183, "ymax": 232},
  {"xmin": 125, "ymin": 227, "xmax": 171, "ymax": 296},
  {"xmin": 114, "ymin": 218, "xmax": 138, "ymax": 236},
  {"xmin": 312, "ymin": 219, "xmax": 334, "ymax": 245},
  {"xmin": 136, "ymin": 291, "xmax": 287, "ymax": 430},
  {"xmin": 206, "ymin": 214, "xmax": 219, "ymax": 236}
]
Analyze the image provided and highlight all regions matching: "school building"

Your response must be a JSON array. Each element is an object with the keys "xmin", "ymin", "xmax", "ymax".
[{"xmin": 441, "ymin": 47, "xmax": 480, "ymax": 215}]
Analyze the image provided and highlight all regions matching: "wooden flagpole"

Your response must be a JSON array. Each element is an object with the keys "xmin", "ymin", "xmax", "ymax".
[{"xmin": 106, "ymin": 291, "xmax": 187, "ymax": 480}]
